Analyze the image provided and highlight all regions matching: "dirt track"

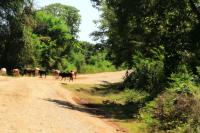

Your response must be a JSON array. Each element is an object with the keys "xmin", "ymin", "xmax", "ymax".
[{"xmin": 0, "ymin": 71, "xmax": 125, "ymax": 133}]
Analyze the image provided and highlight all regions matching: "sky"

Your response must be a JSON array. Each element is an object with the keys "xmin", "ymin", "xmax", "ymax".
[{"xmin": 34, "ymin": 0, "xmax": 100, "ymax": 43}]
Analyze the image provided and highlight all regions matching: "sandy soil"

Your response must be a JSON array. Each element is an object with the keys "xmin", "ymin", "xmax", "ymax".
[{"xmin": 0, "ymin": 71, "xmax": 125, "ymax": 133}]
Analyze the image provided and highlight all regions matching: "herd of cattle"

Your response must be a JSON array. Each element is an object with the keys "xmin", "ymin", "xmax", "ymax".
[{"xmin": 0, "ymin": 67, "xmax": 77, "ymax": 81}]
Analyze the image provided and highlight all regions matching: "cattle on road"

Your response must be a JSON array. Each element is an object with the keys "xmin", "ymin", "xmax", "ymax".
[{"xmin": 0, "ymin": 68, "xmax": 7, "ymax": 76}]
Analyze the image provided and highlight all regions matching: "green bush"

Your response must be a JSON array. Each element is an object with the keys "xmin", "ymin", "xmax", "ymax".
[
  {"xmin": 77, "ymin": 51, "xmax": 116, "ymax": 73},
  {"xmin": 121, "ymin": 89, "xmax": 149, "ymax": 104},
  {"xmin": 63, "ymin": 62, "xmax": 76, "ymax": 72},
  {"xmin": 79, "ymin": 65, "xmax": 97, "ymax": 73},
  {"xmin": 140, "ymin": 73, "xmax": 200, "ymax": 133},
  {"xmin": 152, "ymin": 92, "xmax": 200, "ymax": 132},
  {"xmin": 79, "ymin": 63, "xmax": 116, "ymax": 74},
  {"xmin": 124, "ymin": 58, "xmax": 164, "ymax": 94}
]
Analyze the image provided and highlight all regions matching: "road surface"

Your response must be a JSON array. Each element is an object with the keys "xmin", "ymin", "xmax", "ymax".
[{"xmin": 0, "ymin": 71, "xmax": 125, "ymax": 133}]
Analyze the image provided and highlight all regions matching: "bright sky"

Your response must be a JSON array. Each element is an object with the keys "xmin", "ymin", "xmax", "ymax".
[{"xmin": 34, "ymin": 0, "xmax": 100, "ymax": 43}]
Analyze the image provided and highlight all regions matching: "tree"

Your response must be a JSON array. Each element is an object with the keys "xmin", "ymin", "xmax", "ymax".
[
  {"xmin": 0, "ymin": 0, "xmax": 35, "ymax": 70},
  {"xmin": 91, "ymin": 0, "xmax": 200, "ymax": 77},
  {"xmin": 34, "ymin": 10, "xmax": 73, "ymax": 70},
  {"xmin": 42, "ymin": 3, "xmax": 81, "ymax": 38}
]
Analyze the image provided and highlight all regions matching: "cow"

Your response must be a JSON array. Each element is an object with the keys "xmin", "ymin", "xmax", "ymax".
[
  {"xmin": 74, "ymin": 71, "xmax": 77, "ymax": 79},
  {"xmin": 0, "ymin": 68, "xmax": 7, "ymax": 76},
  {"xmin": 35, "ymin": 67, "xmax": 40, "ymax": 76},
  {"xmin": 59, "ymin": 72, "xmax": 74, "ymax": 82},
  {"xmin": 39, "ymin": 70, "xmax": 47, "ymax": 78},
  {"xmin": 24, "ymin": 68, "xmax": 35, "ymax": 76},
  {"xmin": 12, "ymin": 69, "xmax": 20, "ymax": 76},
  {"xmin": 23, "ymin": 67, "xmax": 40, "ymax": 77},
  {"xmin": 70, "ymin": 70, "xmax": 77, "ymax": 79},
  {"xmin": 52, "ymin": 69, "xmax": 60, "ymax": 79}
]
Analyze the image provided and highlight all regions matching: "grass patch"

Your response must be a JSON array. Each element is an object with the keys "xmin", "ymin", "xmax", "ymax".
[
  {"xmin": 63, "ymin": 83, "xmax": 148, "ymax": 133},
  {"xmin": 115, "ymin": 120, "xmax": 148, "ymax": 133},
  {"xmin": 63, "ymin": 84, "xmax": 103, "ymax": 103}
]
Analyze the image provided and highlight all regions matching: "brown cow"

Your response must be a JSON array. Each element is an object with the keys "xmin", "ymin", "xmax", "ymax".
[
  {"xmin": 35, "ymin": 67, "xmax": 40, "ymax": 76},
  {"xmin": 13, "ymin": 69, "xmax": 20, "ymax": 76},
  {"xmin": 71, "ymin": 70, "xmax": 77, "ymax": 79},
  {"xmin": 52, "ymin": 69, "xmax": 60, "ymax": 79},
  {"xmin": 24, "ymin": 68, "xmax": 35, "ymax": 76},
  {"xmin": 74, "ymin": 71, "xmax": 77, "ymax": 79}
]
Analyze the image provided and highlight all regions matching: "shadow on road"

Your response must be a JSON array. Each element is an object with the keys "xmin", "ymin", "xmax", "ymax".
[
  {"xmin": 44, "ymin": 82, "xmax": 148, "ymax": 120},
  {"xmin": 44, "ymin": 97, "xmax": 142, "ymax": 120},
  {"xmin": 44, "ymin": 98, "xmax": 105, "ymax": 118}
]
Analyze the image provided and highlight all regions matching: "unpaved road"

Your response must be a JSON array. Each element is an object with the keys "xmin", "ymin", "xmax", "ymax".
[{"xmin": 0, "ymin": 71, "xmax": 125, "ymax": 133}]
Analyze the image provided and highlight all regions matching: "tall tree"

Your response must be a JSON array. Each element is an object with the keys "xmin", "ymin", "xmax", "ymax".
[
  {"xmin": 42, "ymin": 3, "xmax": 81, "ymax": 38},
  {"xmin": 34, "ymin": 10, "xmax": 73, "ymax": 70},
  {"xmin": 91, "ymin": 0, "xmax": 200, "ymax": 76},
  {"xmin": 0, "ymin": 0, "xmax": 35, "ymax": 70}
]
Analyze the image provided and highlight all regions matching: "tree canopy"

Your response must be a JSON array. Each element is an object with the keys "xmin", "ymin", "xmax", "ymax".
[
  {"xmin": 91, "ymin": 0, "xmax": 200, "ymax": 76},
  {"xmin": 42, "ymin": 3, "xmax": 81, "ymax": 38},
  {"xmin": 0, "ymin": 1, "xmax": 115, "ymax": 73},
  {"xmin": 0, "ymin": 0, "xmax": 35, "ymax": 70}
]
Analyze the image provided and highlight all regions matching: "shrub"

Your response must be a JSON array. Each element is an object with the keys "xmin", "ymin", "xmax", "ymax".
[
  {"xmin": 63, "ymin": 62, "xmax": 76, "ymax": 72},
  {"xmin": 124, "ymin": 58, "xmax": 164, "ymax": 95},
  {"xmin": 119, "ymin": 89, "xmax": 149, "ymax": 104},
  {"xmin": 79, "ymin": 63, "xmax": 116, "ymax": 74},
  {"xmin": 79, "ymin": 65, "xmax": 97, "ymax": 73},
  {"xmin": 140, "ymin": 72, "xmax": 200, "ymax": 133},
  {"xmin": 153, "ymin": 92, "xmax": 200, "ymax": 132}
]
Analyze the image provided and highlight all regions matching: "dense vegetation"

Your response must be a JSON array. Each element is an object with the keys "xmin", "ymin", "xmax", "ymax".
[
  {"xmin": 0, "ymin": 1, "xmax": 116, "ymax": 73},
  {"xmin": 91, "ymin": 0, "xmax": 200, "ymax": 132},
  {"xmin": 1, "ymin": 0, "xmax": 200, "ymax": 132}
]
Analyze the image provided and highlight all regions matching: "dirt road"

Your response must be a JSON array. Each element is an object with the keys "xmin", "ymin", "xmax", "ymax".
[{"xmin": 0, "ymin": 71, "xmax": 125, "ymax": 133}]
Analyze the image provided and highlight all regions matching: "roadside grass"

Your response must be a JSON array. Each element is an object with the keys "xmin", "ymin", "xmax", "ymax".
[
  {"xmin": 116, "ymin": 120, "xmax": 148, "ymax": 133},
  {"xmin": 63, "ymin": 83, "xmax": 148, "ymax": 133}
]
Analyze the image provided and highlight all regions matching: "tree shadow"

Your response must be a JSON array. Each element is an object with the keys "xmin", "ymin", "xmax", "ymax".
[
  {"xmin": 87, "ymin": 82, "xmax": 153, "ymax": 119},
  {"xmin": 44, "ymin": 98, "xmax": 106, "ymax": 118},
  {"xmin": 44, "ymin": 82, "xmax": 150, "ymax": 120},
  {"xmin": 84, "ymin": 102, "xmax": 142, "ymax": 119},
  {"xmin": 91, "ymin": 82, "xmax": 124, "ymax": 96},
  {"xmin": 44, "ymin": 98, "xmax": 142, "ymax": 119}
]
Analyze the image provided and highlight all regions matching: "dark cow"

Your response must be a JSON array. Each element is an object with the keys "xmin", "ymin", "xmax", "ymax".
[
  {"xmin": 23, "ymin": 68, "xmax": 40, "ymax": 77},
  {"xmin": 39, "ymin": 70, "xmax": 47, "ymax": 78},
  {"xmin": 24, "ymin": 68, "xmax": 35, "ymax": 76},
  {"xmin": 59, "ymin": 72, "xmax": 74, "ymax": 81}
]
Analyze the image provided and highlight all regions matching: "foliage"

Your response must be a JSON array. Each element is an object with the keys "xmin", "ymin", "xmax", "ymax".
[
  {"xmin": 124, "ymin": 47, "xmax": 165, "ymax": 95},
  {"xmin": 90, "ymin": 1, "xmax": 200, "ymax": 131},
  {"xmin": 140, "ymin": 73, "xmax": 200, "ymax": 133},
  {"xmin": 197, "ymin": 66, "xmax": 200, "ymax": 78},
  {"xmin": 79, "ymin": 52, "xmax": 116, "ymax": 73},
  {"xmin": 0, "ymin": 1, "xmax": 116, "ymax": 73},
  {"xmin": 0, "ymin": 0, "xmax": 35, "ymax": 70},
  {"xmin": 79, "ymin": 63, "xmax": 115, "ymax": 74},
  {"xmin": 34, "ymin": 10, "xmax": 73, "ymax": 70},
  {"xmin": 91, "ymin": 0, "xmax": 200, "ymax": 76},
  {"xmin": 42, "ymin": 3, "xmax": 81, "ymax": 37},
  {"xmin": 31, "ymin": 8, "xmax": 115, "ymax": 72},
  {"xmin": 118, "ymin": 89, "xmax": 148, "ymax": 104}
]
